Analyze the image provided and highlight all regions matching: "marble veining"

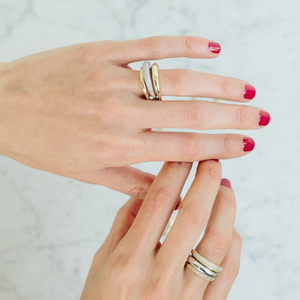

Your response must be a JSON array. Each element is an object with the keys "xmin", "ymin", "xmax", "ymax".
[{"xmin": 1, "ymin": 0, "xmax": 300, "ymax": 299}]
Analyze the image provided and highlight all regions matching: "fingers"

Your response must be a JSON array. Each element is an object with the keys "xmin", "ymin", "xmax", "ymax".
[
  {"xmin": 124, "ymin": 162, "xmax": 192, "ymax": 253},
  {"xmin": 158, "ymin": 160, "xmax": 221, "ymax": 267},
  {"xmin": 92, "ymin": 196, "xmax": 144, "ymax": 269},
  {"xmin": 194, "ymin": 180, "xmax": 236, "ymax": 267},
  {"xmin": 129, "ymin": 69, "xmax": 256, "ymax": 102},
  {"xmin": 183, "ymin": 179, "xmax": 237, "ymax": 296},
  {"xmin": 159, "ymin": 70, "xmax": 255, "ymax": 101},
  {"xmin": 139, "ymin": 100, "xmax": 269, "ymax": 130},
  {"xmin": 79, "ymin": 166, "xmax": 156, "ymax": 199},
  {"xmin": 138, "ymin": 132, "xmax": 255, "ymax": 162},
  {"xmin": 203, "ymin": 229, "xmax": 242, "ymax": 300},
  {"xmin": 109, "ymin": 36, "xmax": 221, "ymax": 65}
]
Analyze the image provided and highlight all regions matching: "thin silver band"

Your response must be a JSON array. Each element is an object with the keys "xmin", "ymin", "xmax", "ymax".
[
  {"xmin": 142, "ymin": 61, "xmax": 157, "ymax": 100},
  {"xmin": 192, "ymin": 249, "xmax": 223, "ymax": 273},
  {"xmin": 186, "ymin": 262, "xmax": 216, "ymax": 282},
  {"xmin": 187, "ymin": 255, "xmax": 218, "ymax": 278}
]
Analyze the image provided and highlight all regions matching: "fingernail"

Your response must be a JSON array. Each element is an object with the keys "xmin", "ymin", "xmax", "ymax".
[
  {"xmin": 209, "ymin": 42, "xmax": 221, "ymax": 54},
  {"xmin": 221, "ymin": 178, "xmax": 232, "ymax": 189},
  {"xmin": 213, "ymin": 159, "xmax": 219, "ymax": 162},
  {"xmin": 244, "ymin": 84, "xmax": 256, "ymax": 100},
  {"xmin": 259, "ymin": 111, "xmax": 271, "ymax": 126},
  {"xmin": 243, "ymin": 137, "xmax": 255, "ymax": 152}
]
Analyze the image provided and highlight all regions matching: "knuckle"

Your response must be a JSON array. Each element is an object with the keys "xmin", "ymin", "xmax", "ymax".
[
  {"xmin": 235, "ymin": 106, "xmax": 248, "ymax": 127},
  {"xmin": 225, "ymin": 261, "xmax": 240, "ymax": 281},
  {"xmin": 175, "ymin": 161, "xmax": 193, "ymax": 169},
  {"xmin": 221, "ymin": 78, "xmax": 231, "ymax": 96},
  {"xmin": 127, "ymin": 185, "xmax": 149, "ymax": 199},
  {"xmin": 148, "ymin": 188, "xmax": 173, "ymax": 210},
  {"xmin": 209, "ymin": 230, "xmax": 231, "ymax": 256},
  {"xmin": 167, "ymin": 70, "xmax": 189, "ymax": 92},
  {"xmin": 201, "ymin": 162, "xmax": 222, "ymax": 182},
  {"xmin": 142, "ymin": 36, "xmax": 164, "ymax": 57},
  {"xmin": 221, "ymin": 135, "xmax": 232, "ymax": 155},
  {"xmin": 218, "ymin": 194, "xmax": 236, "ymax": 213},
  {"xmin": 179, "ymin": 134, "xmax": 200, "ymax": 159},
  {"xmin": 184, "ymin": 102, "xmax": 205, "ymax": 127},
  {"xmin": 183, "ymin": 36, "xmax": 198, "ymax": 54},
  {"xmin": 180, "ymin": 204, "xmax": 206, "ymax": 228}
]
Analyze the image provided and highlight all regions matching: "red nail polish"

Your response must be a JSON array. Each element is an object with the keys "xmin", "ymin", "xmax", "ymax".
[
  {"xmin": 259, "ymin": 111, "xmax": 271, "ymax": 126},
  {"xmin": 209, "ymin": 42, "xmax": 221, "ymax": 54},
  {"xmin": 244, "ymin": 84, "xmax": 256, "ymax": 100},
  {"xmin": 243, "ymin": 137, "xmax": 255, "ymax": 152},
  {"xmin": 221, "ymin": 178, "xmax": 231, "ymax": 189}
]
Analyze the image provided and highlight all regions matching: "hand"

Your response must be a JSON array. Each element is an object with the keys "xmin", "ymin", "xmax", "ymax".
[
  {"xmin": 80, "ymin": 160, "xmax": 241, "ymax": 299},
  {"xmin": 0, "ymin": 36, "xmax": 269, "ymax": 197}
]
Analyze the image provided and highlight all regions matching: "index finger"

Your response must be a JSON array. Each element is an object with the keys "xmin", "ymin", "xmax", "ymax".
[
  {"xmin": 125, "ymin": 161, "xmax": 192, "ymax": 253},
  {"xmin": 108, "ymin": 36, "xmax": 221, "ymax": 65}
]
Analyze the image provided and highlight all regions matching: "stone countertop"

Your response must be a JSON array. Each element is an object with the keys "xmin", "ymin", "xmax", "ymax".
[{"xmin": 0, "ymin": 0, "xmax": 299, "ymax": 299}]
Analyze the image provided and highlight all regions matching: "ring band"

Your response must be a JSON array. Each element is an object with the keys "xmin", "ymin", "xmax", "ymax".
[
  {"xmin": 192, "ymin": 249, "xmax": 223, "ymax": 273},
  {"xmin": 186, "ymin": 262, "xmax": 216, "ymax": 282},
  {"xmin": 151, "ymin": 63, "xmax": 162, "ymax": 100},
  {"xmin": 142, "ymin": 61, "xmax": 157, "ymax": 99},
  {"xmin": 187, "ymin": 255, "xmax": 218, "ymax": 278},
  {"xmin": 140, "ymin": 68, "xmax": 150, "ymax": 100}
]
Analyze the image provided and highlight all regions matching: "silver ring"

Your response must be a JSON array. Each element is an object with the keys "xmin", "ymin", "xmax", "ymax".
[
  {"xmin": 186, "ymin": 262, "xmax": 216, "ymax": 282},
  {"xmin": 192, "ymin": 249, "xmax": 223, "ymax": 273},
  {"xmin": 187, "ymin": 255, "xmax": 218, "ymax": 278},
  {"xmin": 142, "ymin": 61, "xmax": 157, "ymax": 100}
]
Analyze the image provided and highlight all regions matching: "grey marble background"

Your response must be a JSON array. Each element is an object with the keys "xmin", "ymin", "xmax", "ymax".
[{"xmin": 0, "ymin": 0, "xmax": 300, "ymax": 299}]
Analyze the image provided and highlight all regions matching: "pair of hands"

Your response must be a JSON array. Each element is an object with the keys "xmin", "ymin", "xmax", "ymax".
[
  {"xmin": 0, "ymin": 36, "xmax": 269, "ymax": 198},
  {"xmin": 81, "ymin": 160, "xmax": 241, "ymax": 300}
]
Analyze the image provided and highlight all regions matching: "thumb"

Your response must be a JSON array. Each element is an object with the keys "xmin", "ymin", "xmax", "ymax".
[{"xmin": 81, "ymin": 166, "xmax": 156, "ymax": 198}]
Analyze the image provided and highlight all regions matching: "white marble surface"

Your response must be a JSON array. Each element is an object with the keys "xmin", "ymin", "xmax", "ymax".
[{"xmin": 0, "ymin": 0, "xmax": 300, "ymax": 299}]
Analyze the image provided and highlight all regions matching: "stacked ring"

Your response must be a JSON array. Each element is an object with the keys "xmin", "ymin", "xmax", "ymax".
[
  {"xmin": 186, "ymin": 249, "xmax": 223, "ymax": 282},
  {"xmin": 140, "ymin": 61, "xmax": 162, "ymax": 100}
]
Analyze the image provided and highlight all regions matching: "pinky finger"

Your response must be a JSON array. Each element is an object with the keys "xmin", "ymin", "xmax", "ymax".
[{"xmin": 203, "ymin": 228, "xmax": 242, "ymax": 300}]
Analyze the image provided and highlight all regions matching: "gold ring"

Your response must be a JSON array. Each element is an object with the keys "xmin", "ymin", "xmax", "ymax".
[
  {"xmin": 140, "ymin": 67, "xmax": 150, "ymax": 100},
  {"xmin": 151, "ymin": 63, "xmax": 162, "ymax": 100}
]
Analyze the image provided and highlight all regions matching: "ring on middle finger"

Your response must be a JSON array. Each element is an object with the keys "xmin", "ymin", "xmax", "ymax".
[{"xmin": 140, "ymin": 61, "xmax": 161, "ymax": 100}]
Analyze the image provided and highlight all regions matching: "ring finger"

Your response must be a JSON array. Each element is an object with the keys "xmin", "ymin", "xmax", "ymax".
[{"xmin": 184, "ymin": 179, "xmax": 236, "ymax": 294}]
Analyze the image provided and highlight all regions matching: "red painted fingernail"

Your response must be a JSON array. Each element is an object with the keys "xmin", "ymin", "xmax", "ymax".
[
  {"xmin": 221, "ymin": 178, "xmax": 231, "ymax": 189},
  {"xmin": 244, "ymin": 84, "xmax": 256, "ymax": 100},
  {"xmin": 259, "ymin": 111, "xmax": 271, "ymax": 126},
  {"xmin": 243, "ymin": 137, "xmax": 255, "ymax": 152},
  {"xmin": 209, "ymin": 42, "xmax": 221, "ymax": 54}
]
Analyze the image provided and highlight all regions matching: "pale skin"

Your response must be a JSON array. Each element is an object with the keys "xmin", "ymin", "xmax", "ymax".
[
  {"xmin": 80, "ymin": 160, "xmax": 241, "ymax": 300},
  {"xmin": 0, "ymin": 36, "xmax": 269, "ymax": 197}
]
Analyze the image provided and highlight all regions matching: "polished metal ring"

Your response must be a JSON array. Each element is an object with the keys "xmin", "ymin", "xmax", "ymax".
[
  {"xmin": 192, "ymin": 249, "xmax": 223, "ymax": 273},
  {"xmin": 187, "ymin": 255, "xmax": 218, "ymax": 278},
  {"xmin": 142, "ymin": 61, "xmax": 157, "ymax": 100},
  {"xmin": 140, "ymin": 68, "xmax": 150, "ymax": 100},
  {"xmin": 151, "ymin": 63, "xmax": 162, "ymax": 100},
  {"xmin": 186, "ymin": 261, "xmax": 216, "ymax": 282}
]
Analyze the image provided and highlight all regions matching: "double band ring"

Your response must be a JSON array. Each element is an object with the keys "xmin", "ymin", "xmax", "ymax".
[
  {"xmin": 140, "ymin": 61, "xmax": 162, "ymax": 100},
  {"xmin": 186, "ymin": 249, "xmax": 223, "ymax": 282}
]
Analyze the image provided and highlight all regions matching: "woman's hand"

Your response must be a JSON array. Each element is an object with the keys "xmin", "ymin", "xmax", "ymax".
[
  {"xmin": 80, "ymin": 160, "xmax": 241, "ymax": 300},
  {"xmin": 0, "ymin": 36, "xmax": 269, "ymax": 197}
]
